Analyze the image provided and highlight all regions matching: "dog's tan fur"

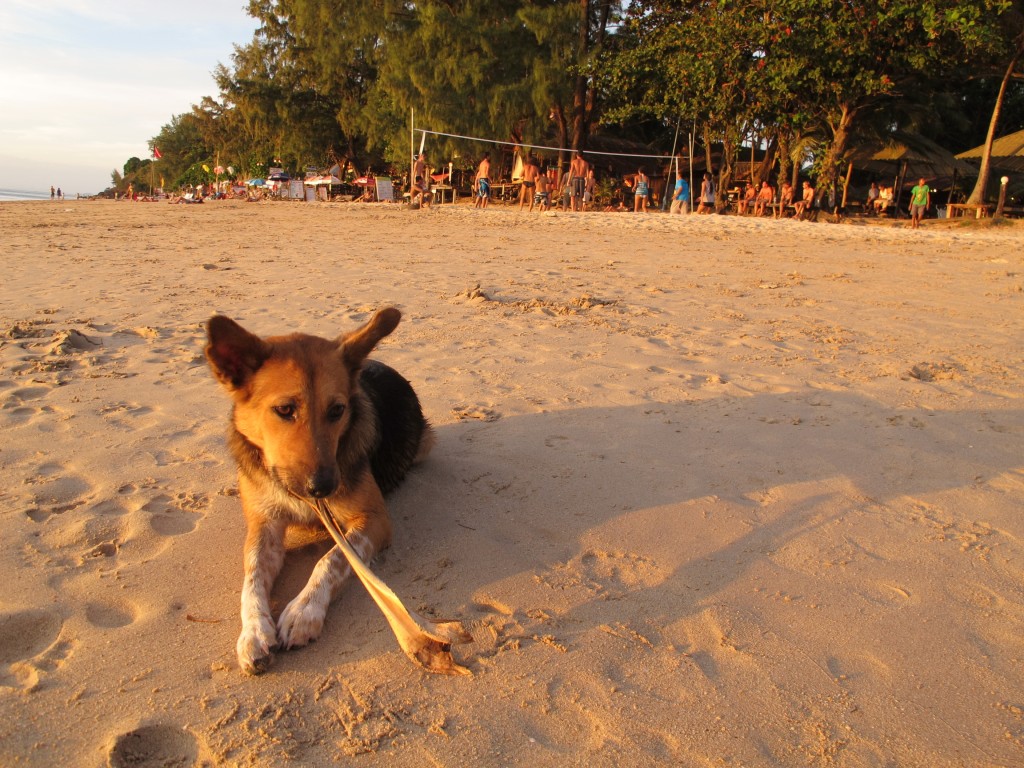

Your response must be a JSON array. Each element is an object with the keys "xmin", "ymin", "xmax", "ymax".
[{"xmin": 206, "ymin": 308, "xmax": 432, "ymax": 674}]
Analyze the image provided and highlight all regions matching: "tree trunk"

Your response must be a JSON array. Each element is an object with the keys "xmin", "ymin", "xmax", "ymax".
[
  {"xmin": 572, "ymin": 0, "xmax": 591, "ymax": 151},
  {"xmin": 966, "ymin": 41, "xmax": 1024, "ymax": 205}
]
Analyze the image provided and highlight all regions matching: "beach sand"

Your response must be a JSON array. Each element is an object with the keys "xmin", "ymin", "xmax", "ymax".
[{"xmin": 0, "ymin": 198, "xmax": 1022, "ymax": 767}]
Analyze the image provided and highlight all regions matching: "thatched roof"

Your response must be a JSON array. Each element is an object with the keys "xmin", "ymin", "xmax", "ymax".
[
  {"xmin": 849, "ymin": 132, "xmax": 975, "ymax": 182},
  {"xmin": 956, "ymin": 128, "xmax": 1024, "ymax": 174}
]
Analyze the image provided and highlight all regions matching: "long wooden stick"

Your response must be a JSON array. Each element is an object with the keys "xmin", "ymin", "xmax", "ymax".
[{"xmin": 311, "ymin": 499, "xmax": 472, "ymax": 676}]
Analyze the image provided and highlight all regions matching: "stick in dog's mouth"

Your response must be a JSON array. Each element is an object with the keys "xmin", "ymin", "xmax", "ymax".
[{"xmin": 307, "ymin": 498, "xmax": 473, "ymax": 676}]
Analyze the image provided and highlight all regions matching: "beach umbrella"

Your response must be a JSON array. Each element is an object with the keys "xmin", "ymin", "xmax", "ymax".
[
  {"xmin": 305, "ymin": 175, "xmax": 342, "ymax": 186},
  {"xmin": 246, "ymin": 179, "xmax": 266, "ymax": 186},
  {"xmin": 353, "ymin": 176, "xmax": 373, "ymax": 186}
]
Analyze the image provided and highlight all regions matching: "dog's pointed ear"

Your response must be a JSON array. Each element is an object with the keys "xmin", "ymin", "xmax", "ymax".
[
  {"xmin": 340, "ymin": 307, "xmax": 401, "ymax": 368},
  {"xmin": 205, "ymin": 315, "xmax": 270, "ymax": 390}
]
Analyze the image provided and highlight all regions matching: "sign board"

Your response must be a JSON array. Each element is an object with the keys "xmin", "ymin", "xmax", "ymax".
[{"xmin": 374, "ymin": 178, "xmax": 394, "ymax": 202}]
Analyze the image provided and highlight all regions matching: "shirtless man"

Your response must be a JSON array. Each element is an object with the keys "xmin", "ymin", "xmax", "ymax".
[
  {"xmin": 519, "ymin": 154, "xmax": 540, "ymax": 211},
  {"xmin": 474, "ymin": 153, "xmax": 491, "ymax": 209},
  {"xmin": 794, "ymin": 180, "xmax": 815, "ymax": 219},
  {"xmin": 754, "ymin": 180, "xmax": 774, "ymax": 216},
  {"xmin": 776, "ymin": 182, "xmax": 793, "ymax": 218},
  {"xmin": 569, "ymin": 151, "xmax": 588, "ymax": 211}
]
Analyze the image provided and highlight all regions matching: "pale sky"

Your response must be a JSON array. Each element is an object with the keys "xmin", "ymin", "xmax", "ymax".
[{"xmin": 0, "ymin": 1, "xmax": 259, "ymax": 195}]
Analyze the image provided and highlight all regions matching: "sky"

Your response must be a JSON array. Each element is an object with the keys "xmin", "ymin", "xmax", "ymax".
[{"xmin": 0, "ymin": 1, "xmax": 259, "ymax": 195}]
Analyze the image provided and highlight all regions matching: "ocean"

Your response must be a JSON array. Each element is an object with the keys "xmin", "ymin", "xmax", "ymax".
[{"xmin": 0, "ymin": 188, "xmax": 76, "ymax": 202}]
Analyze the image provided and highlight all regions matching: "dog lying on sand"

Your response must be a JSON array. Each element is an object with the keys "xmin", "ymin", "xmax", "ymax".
[{"xmin": 206, "ymin": 308, "xmax": 466, "ymax": 674}]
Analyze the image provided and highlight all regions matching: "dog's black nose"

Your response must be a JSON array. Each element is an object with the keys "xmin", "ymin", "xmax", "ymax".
[{"xmin": 307, "ymin": 467, "xmax": 338, "ymax": 499}]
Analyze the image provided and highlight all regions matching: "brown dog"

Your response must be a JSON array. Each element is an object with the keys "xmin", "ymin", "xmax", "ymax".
[{"xmin": 205, "ymin": 308, "xmax": 434, "ymax": 674}]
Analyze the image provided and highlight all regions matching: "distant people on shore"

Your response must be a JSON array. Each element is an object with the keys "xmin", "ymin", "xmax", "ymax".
[
  {"xmin": 754, "ymin": 181, "xmax": 773, "ymax": 216},
  {"xmin": 670, "ymin": 174, "xmax": 690, "ymax": 214},
  {"xmin": 519, "ymin": 154, "xmax": 540, "ymax": 212},
  {"xmin": 569, "ymin": 151, "xmax": 589, "ymax": 211},
  {"xmin": 698, "ymin": 173, "xmax": 716, "ymax": 214},
  {"xmin": 910, "ymin": 177, "xmax": 930, "ymax": 229},
  {"xmin": 474, "ymin": 153, "xmax": 491, "ymax": 209},
  {"xmin": 737, "ymin": 183, "xmax": 755, "ymax": 215},
  {"xmin": 776, "ymin": 182, "xmax": 793, "ymax": 218},
  {"xmin": 633, "ymin": 168, "xmax": 650, "ymax": 212},
  {"xmin": 795, "ymin": 181, "xmax": 815, "ymax": 219}
]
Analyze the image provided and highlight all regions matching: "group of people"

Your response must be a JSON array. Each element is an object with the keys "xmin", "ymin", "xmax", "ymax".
[
  {"xmin": 49, "ymin": 185, "xmax": 63, "ymax": 200},
  {"xmin": 729, "ymin": 178, "xmax": 819, "ymax": 219},
  {"xmin": 414, "ymin": 150, "xmax": 934, "ymax": 226}
]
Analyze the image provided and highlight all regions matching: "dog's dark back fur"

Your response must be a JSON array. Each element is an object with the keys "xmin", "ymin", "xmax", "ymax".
[{"xmin": 359, "ymin": 360, "xmax": 428, "ymax": 494}]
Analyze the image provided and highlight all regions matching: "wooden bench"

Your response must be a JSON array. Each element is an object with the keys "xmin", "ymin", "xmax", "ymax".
[{"xmin": 946, "ymin": 203, "xmax": 992, "ymax": 219}]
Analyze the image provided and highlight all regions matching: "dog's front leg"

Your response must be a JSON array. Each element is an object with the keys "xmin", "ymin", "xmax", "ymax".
[
  {"xmin": 237, "ymin": 518, "xmax": 286, "ymax": 674},
  {"xmin": 277, "ymin": 505, "xmax": 391, "ymax": 650}
]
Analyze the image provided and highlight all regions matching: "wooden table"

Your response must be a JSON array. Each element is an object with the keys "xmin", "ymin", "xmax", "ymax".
[{"xmin": 946, "ymin": 203, "xmax": 992, "ymax": 219}]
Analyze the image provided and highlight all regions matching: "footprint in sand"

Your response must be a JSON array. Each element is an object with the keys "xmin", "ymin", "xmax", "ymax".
[
  {"xmin": 85, "ymin": 599, "xmax": 137, "ymax": 630},
  {"xmin": 0, "ymin": 607, "xmax": 64, "ymax": 691},
  {"xmin": 141, "ymin": 492, "xmax": 208, "ymax": 536},
  {"xmin": 107, "ymin": 724, "xmax": 200, "ymax": 768}
]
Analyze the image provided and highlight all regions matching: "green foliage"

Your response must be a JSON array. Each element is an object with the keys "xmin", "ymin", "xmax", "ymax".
[{"xmin": 132, "ymin": 0, "xmax": 1020, "ymax": 196}]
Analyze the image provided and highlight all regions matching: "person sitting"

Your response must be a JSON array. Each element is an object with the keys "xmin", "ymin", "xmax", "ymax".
[
  {"xmin": 410, "ymin": 175, "xmax": 431, "ymax": 209},
  {"xmin": 794, "ymin": 181, "xmax": 815, "ymax": 219},
  {"xmin": 874, "ymin": 185, "xmax": 893, "ymax": 215},
  {"xmin": 737, "ymin": 183, "xmax": 755, "ymax": 215},
  {"xmin": 867, "ymin": 182, "xmax": 880, "ymax": 214},
  {"xmin": 776, "ymin": 182, "xmax": 794, "ymax": 218},
  {"xmin": 754, "ymin": 181, "xmax": 774, "ymax": 217}
]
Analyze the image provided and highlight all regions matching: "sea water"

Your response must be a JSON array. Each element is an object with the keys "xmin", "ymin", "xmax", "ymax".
[{"xmin": 0, "ymin": 188, "xmax": 59, "ymax": 202}]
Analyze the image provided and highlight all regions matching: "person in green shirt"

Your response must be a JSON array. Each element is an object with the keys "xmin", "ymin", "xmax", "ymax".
[{"xmin": 910, "ymin": 178, "xmax": 930, "ymax": 229}]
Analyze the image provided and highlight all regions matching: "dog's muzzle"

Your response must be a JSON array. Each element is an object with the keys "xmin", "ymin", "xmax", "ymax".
[{"xmin": 306, "ymin": 466, "xmax": 339, "ymax": 499}]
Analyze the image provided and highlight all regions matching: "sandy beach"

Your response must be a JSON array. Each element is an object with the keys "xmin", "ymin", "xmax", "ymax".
[{"xmin": 1, "ymin": 198, "xmax": 1022, "ymax": 766}]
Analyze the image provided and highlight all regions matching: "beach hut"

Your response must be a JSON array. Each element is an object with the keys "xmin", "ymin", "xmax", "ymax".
[
  {"xmin": 848, "ymin": 132, "xmax": 976, "ymax": 212},
  {"xmin": 955, "ymin": 128, "xmax": 1024, "ymax": 173}
]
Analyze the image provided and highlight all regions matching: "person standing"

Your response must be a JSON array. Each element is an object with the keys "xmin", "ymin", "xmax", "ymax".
[
  {"xmin": 519, "ymin": 154, "xmax": 540, "ymax": 211},
  {"xmin": 670, "ymin": 174, "xmax": 690, "ymax": 214},
  {"xmin": 534, "ymin": 171, "xmax": 551, "ymax": 212},
  {"xmin": 569, "ymin": 151, "xmax": 588, "ymax": 211},
  {"xmin": 474, "ymin": 153, "xmax": 491, "ymax": 209},
  {"xmin": 633, "ymin": 168, "xmax": 650, "ymax": 212},
  {"xmin": 411, "ymin": 153, "xmax": 431, "ymax": 209},
  {"xmin": 697, "ymin": 172, "xmax": 716, "ymax": 214},
  {"xmin": 50, "ymin": 186, "xmax": 55, "ymax": 200},
  {"xmin": 582, "ymin": 168, "xmax": 596, "ymax": 210},
  {"xmin": 910, "ymin": 177, "xmax": 930, "ymax": 229}
]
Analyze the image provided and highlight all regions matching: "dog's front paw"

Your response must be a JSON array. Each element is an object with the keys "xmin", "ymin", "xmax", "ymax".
[
  {"xmin": 237, "ymin": 619, "xmax": 278, "ymax": 675},
  {"xmin": 277, "ymin": 598, "xmax": 327, "ymax": 650}
]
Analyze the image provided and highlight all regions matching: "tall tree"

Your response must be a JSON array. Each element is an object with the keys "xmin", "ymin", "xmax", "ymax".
[{"xmin": 966, "ymin": 3, "xmax": 1024, "ymax": 204}]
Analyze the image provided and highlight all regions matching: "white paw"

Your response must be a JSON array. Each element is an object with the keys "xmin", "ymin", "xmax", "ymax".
[
  {"xmin": 277, "ymin": 597, "xmax": 327, "ymax": 650},
  {"xmin": 236, "ymin": 617, "xmax": 277, "ymax": 675}
]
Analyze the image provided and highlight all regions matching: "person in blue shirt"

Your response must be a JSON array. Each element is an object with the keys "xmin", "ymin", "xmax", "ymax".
[{"xmin": 670, "ymin": 175, "xmax": 690, "ymax": 214}]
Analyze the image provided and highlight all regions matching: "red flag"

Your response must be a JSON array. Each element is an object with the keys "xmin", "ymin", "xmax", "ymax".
[{"xmin": 152, "ymin": 147, "xmax": 162, "ymax": 159}]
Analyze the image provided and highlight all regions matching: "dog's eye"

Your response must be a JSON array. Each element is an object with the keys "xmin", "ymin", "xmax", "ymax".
[
  {"xmin": 327, "ymin": 403, "xmax": 346, "ymax": 422},
  {"xmin": 273, "ymin": 404, "xmax": 296, "ymax": 420}
]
